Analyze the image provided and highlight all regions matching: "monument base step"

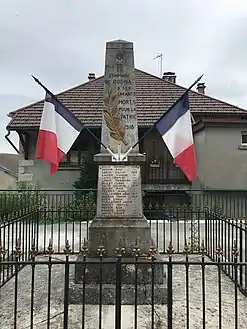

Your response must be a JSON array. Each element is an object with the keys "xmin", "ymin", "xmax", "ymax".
[
  {"xmin": 75, "ymin": 256, "xmax": 166, "ymax": 284},
  {"xmin": 69, "ymin": 283, "xmax": 167, "ymax": 305},
  {"xmin": 88, "ymin": 217, "xmax": 152, "ymax": 257}
]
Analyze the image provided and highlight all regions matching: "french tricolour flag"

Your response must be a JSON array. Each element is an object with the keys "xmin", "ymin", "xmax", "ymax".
[
  {"xmin": 35, "ymin": 92, "xmax": 84, "ymax": 175},
  {"xmin": 156, "ymin": 93, "xmax": 197, "ymax": 181}
]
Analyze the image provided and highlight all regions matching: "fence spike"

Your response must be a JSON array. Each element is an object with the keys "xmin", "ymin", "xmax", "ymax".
[
  {"xmin": 15, "ymin": 240, "xmax": 21, "ymax": 259},
  {"xmin": 161, "ymin": 203, "xmax": 167, "ymax": 210},
  {"xmin": 115, "ymin": 239, "xmax": 125, "ymax": 258},
  {"xmin": 166, "ymin": 241, "xmax": 174, "ymax": 255},
  {"xmin": 201, "ymin": 240, "xmax": 206, "ymax": 257},
  {"xmin": 81, "ymin": 238, "xmax": 88, "ymax": 256},
  {"xmin": 97, "ymin": 244, "xmax": 106, "ymax": 258},
  {"xmin": 115, "ymin": 245, "xmax": 125, "ymax": 259},
  {"xmin": 30, "ymin": 239, "xmax": 37, "ymax": 257},
  {"xmin": 0, "ymin": 245, "xmax": 5, "ymax": 260},
  {"xmin": 64, "ymin": 240, "xmax": 71, "ymax": 255},
  {"xmin": 183, "ymin": 240, "xmax": 190, "ymax": 255},
  {"xmin": 215, "ymin": 246, "xmax": 223, "ymax": 258},
  {"xmin": 231, "ymin": 240, "xmax": 239, "ymax": 259},
  {"xmin": 155, "ymin": 203, "xmax": 159, "ymax": 210},
  {"xmin": 46, "ymin": 239, "xmax": 54, "ymax": 255},
  {"xmin": 149, "ymin": 245, "xmax": 157, "ymax": 258},
  {"xmin": 132, "ymin": 241, "xmax": 141, "ymax": 258}
]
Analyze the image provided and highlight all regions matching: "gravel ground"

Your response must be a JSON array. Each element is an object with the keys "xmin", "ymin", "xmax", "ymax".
[{"xmin": 0, "ymin": 254, "xmax": 247, "ymax": 328}]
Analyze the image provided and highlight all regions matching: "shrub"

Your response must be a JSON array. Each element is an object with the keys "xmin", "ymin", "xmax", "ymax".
[
  {"xmin": 0, "ymin": 182, "xmax": 45, "ymax": 220},
  {"xmin": 64, "ymin": 190, "xmax": 97, "ymax": 222}
]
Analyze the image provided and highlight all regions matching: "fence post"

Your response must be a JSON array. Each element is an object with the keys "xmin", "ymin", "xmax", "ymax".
[
  {"xmin": 35, "ymin": 209, "xmax": 40, "ymax": 252},
  {"xmin": 115, "ymin": 246, "xmax": 124, "ymax": 329},
  {"xmin": 14, "ymin": 241, "xmax": 21, "ymax": 329},
  {"xmin": 239, "ymin": 220, "xmax": 243, "ymax": 287},
  {"xmin": 204, "ymin": 209, "xmax": 208, "ymax": 252},
  {"xmin": 63, "ymin": 241, "xmax": 71, "ymax": 329},
  {"xmin": 232, "ymin": 241, "xmax": 239, "ymax": 329},
  {"xmin": 167, "ymin": 242, "xmax": 174, "ymax": 329}
]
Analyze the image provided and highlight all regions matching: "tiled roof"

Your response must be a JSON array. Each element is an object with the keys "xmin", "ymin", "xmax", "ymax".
[{"xmin": 6, "ymin": 69, "xmax": 247, "ymax": 130}]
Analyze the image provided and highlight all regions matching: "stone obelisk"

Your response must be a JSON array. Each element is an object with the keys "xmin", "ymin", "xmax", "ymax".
[
  {"xmin": 89, "ymin": 39, "xmax": 150, "ymax": 256},
  {"xmin": 71, "ymin": 40, "xmax": 166, "ymax": 305}
]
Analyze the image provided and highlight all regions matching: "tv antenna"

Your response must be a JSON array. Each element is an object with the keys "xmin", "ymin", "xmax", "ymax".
[{"xmin": 153, "ymin": 53, "xmax": 163, "ymax": 77}]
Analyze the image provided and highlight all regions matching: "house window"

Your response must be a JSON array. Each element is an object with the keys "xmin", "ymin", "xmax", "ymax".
[
  {"xmin": 241, "ymin": 132, "xmax": 247, "ymax": 145},
  {"xmin": 60, "ymin": 150, "xmax": 89, "ymax": 167}
]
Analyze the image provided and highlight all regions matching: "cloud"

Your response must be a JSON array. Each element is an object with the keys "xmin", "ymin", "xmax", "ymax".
[{"xmin": 1, "ymin": 0, "xmax": 247, "ymax": 152}]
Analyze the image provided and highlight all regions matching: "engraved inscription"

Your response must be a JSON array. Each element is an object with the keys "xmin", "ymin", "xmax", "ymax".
[
  {"xmin": 102, "ymin": 41, "xmax": 139, "ymax": 152},
  {"xmin": 97, "ymin": 165, "xmax": 142, "ymax": 218},
  {"xmin": 103, "ymin": 85, "xmax": 127, "ymax": 145}
]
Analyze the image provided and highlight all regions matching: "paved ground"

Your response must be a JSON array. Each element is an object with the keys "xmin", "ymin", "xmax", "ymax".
[
  {"xmin": 2, "ymin": 220, "xmax": 246, "ymax": 289},
  {"xmin": 4, "ymin": 219, "xmax": 244, "ymax": 253},
  {"xmin": 0, "ymin": 254, "xmax": 247, "ymax": 328},
  {"xmin": 2, "ymin": 220, "xmax": 245, "ymax": 265}
]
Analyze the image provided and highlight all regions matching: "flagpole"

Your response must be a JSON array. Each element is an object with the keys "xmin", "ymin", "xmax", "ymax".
[
  {"xmin": 128, "ymin": 74, "xmax": 204, "ymax": 151},
  {"xmin": 31, "ymin": 75, "xmax": 118, "ymax": 160}
]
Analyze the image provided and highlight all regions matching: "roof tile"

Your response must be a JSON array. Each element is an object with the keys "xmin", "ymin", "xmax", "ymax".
[{"xmin": 7, "ymin": 69, "xmax": 247, "ymax": 130}]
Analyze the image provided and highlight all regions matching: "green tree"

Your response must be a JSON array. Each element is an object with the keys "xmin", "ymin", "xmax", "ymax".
[
  {"xmin": 71, "ymin": 157, "xmax": 98, "ymax": 220},
  {"xmin": 73, "ymin": 157, "xmax": 98, "ymax": 196}
]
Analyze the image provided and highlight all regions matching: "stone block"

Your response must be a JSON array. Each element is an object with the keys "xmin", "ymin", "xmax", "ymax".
[
  {"xmin": 18, "ymin": 173, "xmax": 33, "ymax": 182},
  {"xmin": 75, "ymin": 256, "xmax": 165, "ymax": 285},
  {"xmin": 69, "ymin": 283, "xmax": 167, "ymax": 305},
  {"xmin": 88, "ymin": 218, "xmax": 151, "ymax": 257},
  {"xmin": 19, "ymin": 160, "xmax": 34, "ymax": 167}
]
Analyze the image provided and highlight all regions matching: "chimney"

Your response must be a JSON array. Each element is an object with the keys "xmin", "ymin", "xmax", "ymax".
[
  {"xmin": 197, "ymin": 82, "xmax": 206, "ymax": 94},
  {"xmin": 88, "ymin": 73, "xmax": 96, "ymax": 81},
  {"xmin": 162, "ymin": 72, "xmax": 176, "ymax": 83}
]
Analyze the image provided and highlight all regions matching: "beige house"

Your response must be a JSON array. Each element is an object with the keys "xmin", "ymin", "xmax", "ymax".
[
  {"xmin": 5, "ymin": 70, "xmax": 247, "ymax": 192},
  {"xmin": 0, "ymin": 154, "xmax": 19, "ymax": 189}
]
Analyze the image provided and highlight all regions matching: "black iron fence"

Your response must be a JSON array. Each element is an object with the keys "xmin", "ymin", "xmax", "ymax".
[
  {"xmin": 2, "ymin": 189, "xmax": 247, "ymax": 219},
  {"xmin": 1, "ymin": 189, "xmax": 247, "ymax": 327},
  {"xmin": 1, "ymin": 190, "xmax": 247, "ymax": 289},
  {"xmin": 205, "ymin": 211, "xmax": 247, "ymax": 292},
  {"xmin": 0, "ymin": 242, "xmax": 246, "ymax": 329},
  {"xmin": 0, "ymin": 210, "xmax": 39, "ymax": 287}
]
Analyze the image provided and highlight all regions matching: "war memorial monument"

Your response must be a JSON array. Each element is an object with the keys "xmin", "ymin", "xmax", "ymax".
[{"xmin": 70, "ymin": 39, "xmax": 167, "ymax": 304}]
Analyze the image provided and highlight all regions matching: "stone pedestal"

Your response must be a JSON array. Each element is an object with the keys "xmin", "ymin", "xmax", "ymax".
[
  {"xmin": 88, "ymin": 151, "xmax": 150, "ymax": 257},
  {"xmin": 75, "ymin": 257, "xmax": 165, "ymax": 284},
  {"xmin": 70, "ymin": 283, "xmax": 167, "ymax": 305},
  {"xmin": 88, "ymin": 218, "xmax": 151, "ymax": 257},
  {"xmin": 70, "ymin": 256, "xmax": 167, "ymax": 305},
  {"xmin": 70, "ymin": 39, "xmax": 167, "ymax": 305}
]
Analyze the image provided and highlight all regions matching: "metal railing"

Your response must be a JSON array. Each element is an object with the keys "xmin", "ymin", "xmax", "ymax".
[
  {"xmin": 0, "ymin": 211, "xmax": 39, "ymax": 287},
  {"xmin": 2, "ymin": 189, "xmax": 247, "ymax": 218},
  {"xmin": 0, "ymin": 242, "xmax": 246, "ymax": 329},
  {"xmin": 0, "ymin": 196, "xmax": 247, "ymax": 296},
  {"xmin": 141, "ymin": 160, "xmax": 188, "ymax": 184},
  {"xmin": 1, "ymin": 189, "xmax": 247, "ymax": 328},
  {"xmin": 205, "ymin": 211, "xmax": 247, "ymax": 291},
  {"xmin": 2, "ymin": 211, "xmax": 246, "ymax": 286}
]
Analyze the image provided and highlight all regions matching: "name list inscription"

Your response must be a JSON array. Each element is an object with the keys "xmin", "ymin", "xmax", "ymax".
[{"xmin": 97, "ymin": 165, "xmax": 142, "ymax": 218}]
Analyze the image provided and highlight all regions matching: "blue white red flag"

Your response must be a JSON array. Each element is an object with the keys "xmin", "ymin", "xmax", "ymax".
[
  {"xmin": 156, "ymin": 93, "xmax": 197, "ymax": 181},
  {"xmin": 35, "ymin": 92, "xmax": 84, "ymax": 174}
]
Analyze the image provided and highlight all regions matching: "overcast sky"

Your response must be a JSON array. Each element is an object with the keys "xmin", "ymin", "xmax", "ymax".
[{"xmin": 1, "ymin": 0, "xmax": 247, "ymax": 153}]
